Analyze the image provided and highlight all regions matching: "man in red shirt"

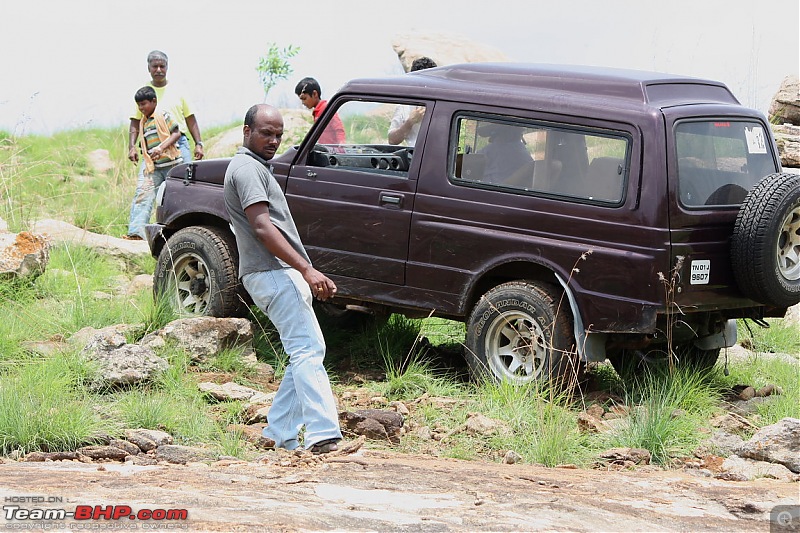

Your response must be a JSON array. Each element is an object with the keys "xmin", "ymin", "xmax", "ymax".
[{"xmin": 295, "ymin": 77, "xmax": 346, "ymax": 145}]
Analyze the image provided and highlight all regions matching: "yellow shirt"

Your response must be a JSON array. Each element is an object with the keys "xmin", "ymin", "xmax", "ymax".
[{"xmin": 131, "ymin": 82, "xmax": 193, "ymax": 135}]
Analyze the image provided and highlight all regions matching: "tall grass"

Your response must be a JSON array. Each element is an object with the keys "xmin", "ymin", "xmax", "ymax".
[
  {"xmin": 0, "ymin": 352, "xmax": 109, "ymax": 454},
  {"xmin": 602, "ymin": 367, "xmax": 721, "ymax": 465}
]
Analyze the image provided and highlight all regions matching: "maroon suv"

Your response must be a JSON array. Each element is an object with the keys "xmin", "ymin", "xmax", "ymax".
[{"xmin": 146, "ymin": 63, "xmax": 800, "ymax": 385}]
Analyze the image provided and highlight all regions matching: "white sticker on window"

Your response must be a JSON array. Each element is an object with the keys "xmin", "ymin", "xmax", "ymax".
[
  {"xmin": 690, "ymin": 260, "xmax": 711, "ymax": 285},
  {"xmin": 744, "ymin": 126, "xmax": 767, "ymax": 154}
]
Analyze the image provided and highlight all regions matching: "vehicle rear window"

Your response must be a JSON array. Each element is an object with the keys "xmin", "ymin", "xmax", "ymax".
[
  {"xmin": 675, "ymin": 120, "xmax": 778, "ymax": 207},
  {"xmin": 452, "ymin": 116, "xmax": 629, "ymax": 204}
]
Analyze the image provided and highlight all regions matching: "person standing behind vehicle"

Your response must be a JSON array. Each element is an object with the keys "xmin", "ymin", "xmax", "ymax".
[
  {"xmin": 125, "ymin": 86, "xmax": 183, "ymax": 240},
  {"xmin": 223, "ymin": 104, "xmax": 343, "ymax": 454},
  {"xmin": 388, "ymin": 57, "xmax": 437, "ymax": 146},
  {"xmin": 128, "ymin": 50, "xmax": 205, "ymax": 165},
  {"xmin": 294, "ymin": 77, "xmax": 346, "ymax": 145}
]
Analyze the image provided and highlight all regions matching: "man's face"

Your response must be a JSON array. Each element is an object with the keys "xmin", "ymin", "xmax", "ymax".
[
  {"xmin": 148, "ymin": 59, "xmax": 168, "ymax": 86},
  {"xmin": 137, "ymin": 98, "xmax": 157, "ymax": 118},
  {"xmin": 298, "ymin": 90, "xmax": 319, "ymax": 110},
  {"xmin": 244, "ymin": 110, "xmax": 284, "ymax": 160}
]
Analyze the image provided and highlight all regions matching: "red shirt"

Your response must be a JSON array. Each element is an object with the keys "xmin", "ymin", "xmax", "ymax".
[{"xmin": 313, "ymin": 100, "xmax": 346, "ymax": 144}]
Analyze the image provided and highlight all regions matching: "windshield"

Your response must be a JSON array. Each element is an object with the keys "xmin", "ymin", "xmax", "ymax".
[{"xmin": 675, "ymin": 120, "xmax": 778, "ymax": 207}]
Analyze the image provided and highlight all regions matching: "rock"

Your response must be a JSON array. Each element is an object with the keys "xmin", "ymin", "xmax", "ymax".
[
  {"xmin": 719, "ymin": 455, "xmax": 799, "ymax": 482},
  {"xmin": 31, "ymin": 219, "xmax": 148, "ymax": 261},
  {"xmin": 125, "ymin": 429, "xmax": 173, "ymax": 452},
  {"xmin": 86, "ymin": 149, "xmax": 115, "ymax": 174},
  {"xmin": 768, "ymin": 75, "xmax": 800, "ymax": 126},
  {"xmin": 109, "ymin": 439, "xmax": 141, "ymax": 456},
  {"xmin": 23, "ymin": 451, "xmax": 81, "ymax": 462},
  {"xmin": 709, "ymin": 413, "xmax": 751, "ymax": 434},
  {"xmin": 244, "ymin": 404, "xmax": 272, "ymax": 424},
  {"xmin": 205, "ymin": 109, "xmax": 311, "ymax": 159},
  {"xmin": 772, "ymin": 123, "xmax": 800, "ymax": 168},
  {"xmin": 705, "ymin": 430, "xmax": 746, "ymax": 457},
  {"xmin": 155, "ymin": 445, "xmax": 217, "ymax": 464},
  {"xmin": 198, "ymin": 381, "xmax": 265, "ymax": 402},
  {"xmin": 391, "ymin": 31, "xmax": 509, "ymax": 73},
  {"xmin": 737, "ymin": 386, "xmax": 756, "ymax": 401},
  {"xmin": 598, "ymin": 447, "xmax": 652, "ymax": 465},
  {"xmin": 141, "ymin": 317, "xmax": 254, "ymax": 363},
  {"xmin": 340, "ymin": 409, "xmax": 404, "ymax": 444},
  {"xmin": 577, "ymin": 411, "xmax": 609, "ymax": 433},
  {"xmin": 464, "ymin": 412, "xmax": 510, "ymax": 436},
  {"xmin": 83, "ymin": 341, "xmax": 168, "ymax": 388},
  {"xmin": 389, "ymin": 401, "xmax": 410, "ymax": 416},
  {"xmin": 124, "ymin": 273, "xmax": 153, "ymax": 295},
  {"xmin": 784, "ymin": 303, "xmax": 800, "ymax": 326},
  {"xmin": 738, "ymin": 417, "xmax": 800, "ymax": 473},
  {"xmin": 226, "ymin": 423, "xmax": 275, "ymax": 449},
  {"xmin": 503, "ymin": 450, "xmax": 523, "ymax": 464},
  {"xmin": 0, "ymin": 231, "xmax": 50, "ymax": 278},
  {"xmin": 76, "ymin": 445, "xmax": 130, "ymax": 461}
]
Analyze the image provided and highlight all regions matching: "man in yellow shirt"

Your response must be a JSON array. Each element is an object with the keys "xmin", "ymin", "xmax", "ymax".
[{"xmin": 127, "ymin": 50, "xmax": 204, "ymax": 165}]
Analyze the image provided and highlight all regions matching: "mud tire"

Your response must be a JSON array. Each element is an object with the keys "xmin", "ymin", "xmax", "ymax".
[
  {"xmin": 154, "ymin": 226, "xmax": 246, "ymax": 317},
  {"xmin": 732, "ymin": 172, "xmax": 800, "ymax": 307},
  {"xmin": 465, "ymin": 281, "xmax": 579, "ymax": 387}
]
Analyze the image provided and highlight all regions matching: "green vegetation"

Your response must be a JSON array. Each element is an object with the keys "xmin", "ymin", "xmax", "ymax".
[
  {"xmin": 0, "ymin": 128, "xmax": 796, "ymax": 467},
  {"xmin": 256, "ymin": 43, "xmax": 300, "ymax": 101}
]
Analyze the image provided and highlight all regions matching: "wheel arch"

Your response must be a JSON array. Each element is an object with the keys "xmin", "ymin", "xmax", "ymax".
[{"xmin": 151, "ymin": 213, "xmax": 233, "ymax": 259}]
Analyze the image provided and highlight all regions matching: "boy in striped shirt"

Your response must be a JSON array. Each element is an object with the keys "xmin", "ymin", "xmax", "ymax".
[{"xmin": 125, "ymin": 86, "xmax": 183, "ymax": 240}]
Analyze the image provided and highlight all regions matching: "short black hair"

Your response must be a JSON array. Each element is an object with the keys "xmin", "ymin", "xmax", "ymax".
[
  {"xmin": 295, "ymin": 77, "xmax": 321, "ymax": 97},
  {"xmin": 244, "ymin": 104, "xmax": 260, "ymax": 127},
  {"xmin": 411, "ymin": 57, "xmax": 437, "ymax": 72},
  {"xmin": 134, "ymin": 86, "xmax": 157, "ymax": 103}
]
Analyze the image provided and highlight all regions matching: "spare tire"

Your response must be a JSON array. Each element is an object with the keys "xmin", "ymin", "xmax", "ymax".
[{"xmin": 731, "ymin": 172, "xmax": 800, "ymax": 307}]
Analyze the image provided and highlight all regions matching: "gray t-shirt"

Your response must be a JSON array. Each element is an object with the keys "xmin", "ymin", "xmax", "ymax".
[{"xmin": 223, "ymin": 147, "xmax": 311, "ymax": 278}]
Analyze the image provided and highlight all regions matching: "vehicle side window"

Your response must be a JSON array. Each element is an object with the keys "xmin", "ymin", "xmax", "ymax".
[
  {"xmin": 452, "ymin": 116, "xmax": 629, "ymax": 204},
  {"xmin": 305, "ymin": 100, "xmax": 427, "ymax": 178}
]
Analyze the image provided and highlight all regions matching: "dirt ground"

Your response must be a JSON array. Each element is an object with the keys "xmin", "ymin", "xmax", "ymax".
[{"xmin": 1, "ymin": 447, "xmax": 798, "ymax": 532}]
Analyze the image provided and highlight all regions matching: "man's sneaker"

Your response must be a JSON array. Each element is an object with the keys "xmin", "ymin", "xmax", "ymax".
[
  {"xmin": 121, "ymin": 234, "xmax": 143, "ymax": 241},
  {"xmin": 309, "ymin": 438, "xmax": 340, "ymax": 455}
]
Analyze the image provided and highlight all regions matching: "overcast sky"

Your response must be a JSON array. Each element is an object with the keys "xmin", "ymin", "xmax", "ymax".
[{"xmin": 1, "ymin": 0, "xmax": 797, "ymax": 135}]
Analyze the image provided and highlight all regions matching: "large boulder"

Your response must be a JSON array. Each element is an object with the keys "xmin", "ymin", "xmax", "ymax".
[
  {"xmin": 737, "ymin": 417, "xmax": 800, "ymax": 473},
  {"xmin": 769, "ymin": 75, "xmax": 800, "ymax": 125},
  {"xmin": 773, "ymin": 123, "xmax": 800, "ymax": 168},
  {"xmin": 141, "ymin": 316, "xmax": 255, "ymax": 363},
  {"xmin": 391, "ymin": 31, "xmax": 509, "ymax": 72},
  {"xmin": 205, "ymin": 109, "xmax": 312, "ymax": 159},
  {"xmin": 0, "ymin": 231, "xmax": 50, "ymax": 278}
]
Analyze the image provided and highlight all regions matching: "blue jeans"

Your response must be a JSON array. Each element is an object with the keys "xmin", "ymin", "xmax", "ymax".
[
  {"xmin": 243, "ymin": 268, "xmax": 342, "ymax": 450},
  {"xmin": 127, "ymin": 135, "xmax": 190, "ymax": 238},
  {"xmin": 127, "ymin": 165, "xmax": 172, "ymax": 238}
]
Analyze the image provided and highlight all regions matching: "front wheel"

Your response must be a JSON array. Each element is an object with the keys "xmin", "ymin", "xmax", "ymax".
[
  {"xmin": 464, "ymin": 281, "xmax": 579, "ymax": 387},
  {"xmin": 153, "ymin": 226, "xmax": 246, "ymax": 317}
]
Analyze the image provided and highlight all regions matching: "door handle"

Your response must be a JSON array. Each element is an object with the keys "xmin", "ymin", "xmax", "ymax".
[
  {"xmin": 380, "ymin": 193, "xmax": 403, "ymax": 207},
  {"xmin": 306, "ymin": 170, "xmax": 317, "ymax": 178}
]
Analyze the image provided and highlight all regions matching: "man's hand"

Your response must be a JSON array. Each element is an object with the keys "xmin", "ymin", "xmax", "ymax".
[
  {"xmin": 128, "ymin": 146, "xmax": 139, "ymax": 163},
  {"xmin": 194, "ymin": 144, "xmax": 205, "ymax": 160},
  {"xmin": 148, "ymin": 145, "xmax": 164, "ymax": 160},
  {"xmin": 408, "ymin": 106, "xmax": 425, "ymax": 125},
  {"xmin": 302, "ymin": 267, "xmax": 337, "ymax": 301}
]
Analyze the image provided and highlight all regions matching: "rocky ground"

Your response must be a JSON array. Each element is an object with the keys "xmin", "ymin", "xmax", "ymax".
[{"xmin": 2, "ymin": 445, "xmax": 798, "ymax": 532}]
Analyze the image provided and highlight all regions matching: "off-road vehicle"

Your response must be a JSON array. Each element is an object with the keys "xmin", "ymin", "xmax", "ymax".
[{"xmin": 146, "ymin": 63, "xmax": 800, "ymax": 385}]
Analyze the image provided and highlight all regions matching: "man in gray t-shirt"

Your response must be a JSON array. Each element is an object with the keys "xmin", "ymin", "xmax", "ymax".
[{"xmin": 223, "ymin": 104, "xmax": 342, "ymax": 454}]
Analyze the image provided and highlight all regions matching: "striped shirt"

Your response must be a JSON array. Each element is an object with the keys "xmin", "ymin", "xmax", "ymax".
[{"xmin": 142, "ymin": 111, "xmax": 181, "ymax": 168}]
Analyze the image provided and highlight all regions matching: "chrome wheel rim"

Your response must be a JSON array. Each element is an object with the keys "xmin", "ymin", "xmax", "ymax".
[
  {"xmin": 484, "ymin": 311, "xmax": 546, "ymax": 384},
  {"xmin": 170, "ymin": 252, "xmax": 212, "ymax": 315},
  {"xmin": 777, "ymin": 205, "xmax": 800, "ymax": 281}
]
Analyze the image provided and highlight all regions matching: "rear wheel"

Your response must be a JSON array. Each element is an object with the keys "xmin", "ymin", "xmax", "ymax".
[
  {"xmin": 154, "ymin": 226, "xmax": 246, "ymax": 317},
  {"xmin": 608, "ymin": 344, "xmax": 720, "ymax": 379},
  {"xmin": 464, "ymin": 281, "xmax": 580, "ymax": 387},
  {"xmin": 732, "ymin": 172, "xmax": 800, "ymax": 307}
]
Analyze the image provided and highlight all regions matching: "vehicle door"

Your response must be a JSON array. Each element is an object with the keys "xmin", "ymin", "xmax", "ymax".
[{"xmin": 285, "ymin": 97, "xmax": 434, "ymax": 286}]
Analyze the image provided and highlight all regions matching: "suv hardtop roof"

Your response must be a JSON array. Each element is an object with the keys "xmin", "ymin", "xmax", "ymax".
[{"xmin": 340, "ymin": 62, "xmax": 740, "ymax": 112}]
